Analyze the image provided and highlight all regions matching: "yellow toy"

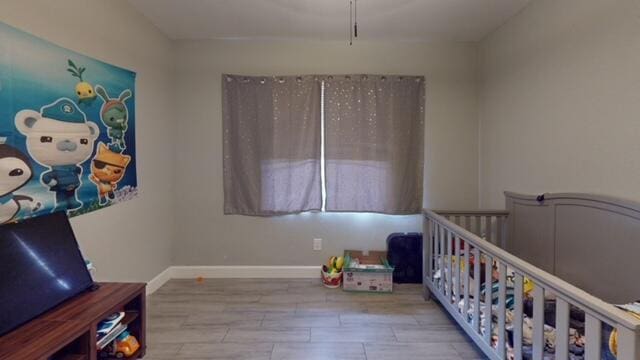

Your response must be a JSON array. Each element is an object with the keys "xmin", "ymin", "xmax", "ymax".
[
  {"xmin": 322, "ymin": 255, "xmax": 345, "ymax": 288},
  {"xmin": 523, "ymin": 277, "xmax": 535, "ymax": 295},
  {"xmin": 327, "ymin": 256, "xmax": 345, "ymax": 271},
  {"xmin": 114, "ymin": 331, "xmax": 140, "ymax": 358},
  {"xmin": 67, "ymin": 59, "xmax": 96, "ymax": 104}
]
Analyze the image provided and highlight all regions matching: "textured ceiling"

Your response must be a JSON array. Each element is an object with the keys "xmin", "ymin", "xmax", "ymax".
[{"xmin": 129, "ymin": 0, "xmax": 530, "ymax": 42}]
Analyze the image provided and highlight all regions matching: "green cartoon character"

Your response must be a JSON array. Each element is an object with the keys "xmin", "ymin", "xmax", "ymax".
[{"xmin": 95, "ymin": 85, "xmax": 132, "ymax": 153}]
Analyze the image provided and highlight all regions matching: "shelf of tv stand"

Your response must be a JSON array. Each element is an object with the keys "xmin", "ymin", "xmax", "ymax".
[
  {"xmin": 120, "ymin": 311, "xmax": 140, "ymax": 327},
  {"xmin": 102, "ymin": 348, "xmax": 141, "ymax": 360},
  {"xmin": 0, "ymin": 282, "xmax": 146, "ymax": 360},
  {"xmin": 57, "ymin": 355, "xmax": 89, "ymax": 360}
]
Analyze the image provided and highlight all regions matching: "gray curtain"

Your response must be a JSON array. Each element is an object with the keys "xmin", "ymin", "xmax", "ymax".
[
  {"xmin": 323, "ymin": 75, "xmax": 425, "ymax": 214},
  {"xmin": 222, "ymin": 74, "xmax": 322, "ymax": 215}
]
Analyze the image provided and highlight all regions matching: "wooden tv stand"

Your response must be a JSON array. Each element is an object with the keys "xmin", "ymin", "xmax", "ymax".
[{"xmin": 0, "ymin": 282, "xmax": 146, "ymax": 360}]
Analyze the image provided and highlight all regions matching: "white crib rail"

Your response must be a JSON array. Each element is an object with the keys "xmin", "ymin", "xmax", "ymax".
[{"xmin": 423, "ymin": 209, "xmax": 640, "ymax": 360}]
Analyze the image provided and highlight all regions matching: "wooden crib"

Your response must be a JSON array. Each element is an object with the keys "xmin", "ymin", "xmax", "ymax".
[{"xmin": 423, "ymin": 192, "xmax": 640, "ymax": 360}]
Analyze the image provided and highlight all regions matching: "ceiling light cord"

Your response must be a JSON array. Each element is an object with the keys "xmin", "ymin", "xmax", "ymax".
[
  {"xmin": 354, "ymin": 0, "xmax": 358, "ymax": 38},
  {"xmin": 349, "ymin": 0, "xmax": 353, "ymax": 45}
]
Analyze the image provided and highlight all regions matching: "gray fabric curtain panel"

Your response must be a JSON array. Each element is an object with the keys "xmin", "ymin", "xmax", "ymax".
[
  {"xmin": 323, "ymin": 75, "xmax": 425, "ymax": 214},
  {"xmin": 222, "ymin": 74, "xmax": 322, "ymax": 215}
]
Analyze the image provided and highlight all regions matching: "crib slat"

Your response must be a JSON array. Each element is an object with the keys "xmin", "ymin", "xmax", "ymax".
[
  {"xmin": 483, "ymin": 254, "xmax": 493, "ymax": 345},
  {"xmin": 474, "ymin": 216, "xmax": 481, "ymax": 237},
  {"xmin": 497, "ymin": 262, "xmax": 507, "ymax": 358},
  {"xmin": 473, "ymin": 247, "xmax": 481, "ymax": 333},
  {"xmin": 555, "ymin": 298, "xmax": 570, "ymax": 360},
  {"xmin": 532, "ymin": 285, "xmax": 544, "ymax": 360},
  {"xmin": 427, "ymin": 219, "xmax": 433, "ymax": 279},
  {"xmin": 513, "ymin": 273, "xmax": 524, "ymax": 360},
  {"xmin": 433, "ymin": 223, "xmax": 438, "ymax": 283},
  {"xmin": 422, "ymin": 218, "xmax": 429, "ymax": 298},
  {"xmin": 463, "ymin": 240, "xmax": 470, "ymax": 321},
  {"xmin": 446, "ymin": 230, "xmax": 453, "ymax": 299},
  {"xmin": 496, "ymin": 216, "xmax": 504, "ymax": 248},
  {"xmin": 454, "ymin": 236, "xmax": 461, "ymax": 305},
  {"xmin": 439, "ymin": 225, "xmax": 445, "ymax": 291},
  {"xmin": 585, "ymin": 314, "xmax": 602, "ymax": 360},
  {"xmin": 454, "ymin": 215, "xmax": 460, "ymax": 225},
  {"xmin": 437, "ymin": 223, "xmax": 443, "ymax": 280},
  {"xmin": 437, "ymin": 223, "xmax": 442, "ymax": 282},
  {"xmin": 617, "ymin": 326, "xmax": 640, "ymax": 360},
  {"xmin": 502, "ymin": 216, "xmax": 508, "ymax": 248},
  {"xmin": 423, "ymin": 219, "xmax": 429, "ymax": 280},
  {"xmin": 484, "ymin": 216, "xmax": 492, "ymax": 244}
]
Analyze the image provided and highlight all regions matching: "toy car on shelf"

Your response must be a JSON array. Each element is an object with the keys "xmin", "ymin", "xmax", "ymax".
[{"xmin": 98, "ymin": 331, "xmax": 140, "ymax": 358}]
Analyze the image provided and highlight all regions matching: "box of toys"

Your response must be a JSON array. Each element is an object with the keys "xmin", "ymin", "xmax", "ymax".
[{"xmin": 342, "ymin": 250, "xmax": 394, "ymax": 293}]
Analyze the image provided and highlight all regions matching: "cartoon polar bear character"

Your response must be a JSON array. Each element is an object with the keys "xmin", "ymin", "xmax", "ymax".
[{"xmin": 15, "ymin": 98, "xmax": 99, "ymax": 212}]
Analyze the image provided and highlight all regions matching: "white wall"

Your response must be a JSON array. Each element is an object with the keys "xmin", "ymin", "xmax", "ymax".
[
  {"xmin": 0, "ymin": 2, "xmax": 481, "ymax": 273},
  {"xmin": 7, "ymin": 0, "xmax": 637, "ymax": 273},
  {"xmin": 478, "ymin": 0, "xmax": 640, "ymax": 208},
  {"xmin": 173, "ymin": 39, "xmax": 479, "ymax": 265},
  {"xmin": 0, "ymin": 0, "xmax": 176, "ymax": 282}
]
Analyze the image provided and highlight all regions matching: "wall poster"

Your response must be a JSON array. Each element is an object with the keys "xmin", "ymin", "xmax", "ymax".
[{"xmin": 0, "ymin": 22, "xmax": 138, "ymax": 224}]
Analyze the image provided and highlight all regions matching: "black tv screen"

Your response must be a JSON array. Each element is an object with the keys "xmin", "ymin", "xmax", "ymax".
[{"xmin": 0, "ymin": 212, "xmax": 94, "ymax": 336}]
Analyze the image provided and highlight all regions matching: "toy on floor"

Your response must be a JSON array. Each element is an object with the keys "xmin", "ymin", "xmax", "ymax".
[{"xmin": 321, "ymin": 256, "xmax": 344, "ymax": 288}]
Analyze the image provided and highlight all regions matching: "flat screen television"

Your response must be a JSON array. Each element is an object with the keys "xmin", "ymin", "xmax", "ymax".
[{"xmin": 0, "ymin": 212, "xmax": 94, "ymax": 336}]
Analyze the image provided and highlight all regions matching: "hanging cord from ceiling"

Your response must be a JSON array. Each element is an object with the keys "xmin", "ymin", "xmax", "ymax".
[
  {"xmin": 349, "ymin": 0, "xmax": 358, "ymax": 45},
  {"xmin": 354, "ymin": 0, "xmax": 358, "ymax": 38},
  {"xmin": 349, "ymin": 0, "xmax": 353, "ymax": 45}
]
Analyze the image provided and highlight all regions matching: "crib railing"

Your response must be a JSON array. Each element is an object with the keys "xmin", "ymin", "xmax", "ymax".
[
  {"xmin": 423, "ymin": 209, "xmax": 640, "ymax": 360},
  {"xmin": 435, "ymin": 210, "xmax": 509, "ymax": 247}
]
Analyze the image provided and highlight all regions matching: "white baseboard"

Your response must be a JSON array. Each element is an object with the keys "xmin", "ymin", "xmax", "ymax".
[
  {"xmin": 172, "ymin": 266, "xmax": 321, "ymax": 279},
  {"xmin": 146, "ymin": 265, "xmax": 321, "ymax": 295},
  {"xmin": 146, "ymin": 266, "xmax": 174, "ymax": 295}
]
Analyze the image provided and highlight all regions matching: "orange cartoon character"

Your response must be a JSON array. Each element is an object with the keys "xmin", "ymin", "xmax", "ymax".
[{"xmin": 89, "ymin": 142, "xmax": 130, "ymax": 205}]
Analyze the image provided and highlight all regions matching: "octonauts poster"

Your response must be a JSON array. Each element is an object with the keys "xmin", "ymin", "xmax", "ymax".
[{"xmin": 0, "ymin": 22, "xmax": 137, "ymax": 223}]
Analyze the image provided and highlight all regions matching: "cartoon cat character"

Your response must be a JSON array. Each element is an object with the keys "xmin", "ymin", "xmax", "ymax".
[
  {"xmin": 0, "ymin": 142, "xmax": 41, "ymax": 223},
  {"xmin": 89, "ymin": 142, "xmax": 131, "ymax": 205},
  {"xmin": 95, "ymin": 85, "xmax": 131, "ymax": 152},
  {"xmin": 15, "ymin": 98, "xmax": 100, "ymax": 213}
]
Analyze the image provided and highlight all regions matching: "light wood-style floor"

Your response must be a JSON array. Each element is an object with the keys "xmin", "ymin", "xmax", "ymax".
[{"xmin": 146, "ymin": 279, "xmax": 485, "ymax": 360}]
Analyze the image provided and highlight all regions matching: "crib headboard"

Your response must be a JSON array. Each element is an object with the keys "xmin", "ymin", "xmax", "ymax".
[{"xmin": 505, "ymin": 191, "xmax": 640, "ymax": 304}]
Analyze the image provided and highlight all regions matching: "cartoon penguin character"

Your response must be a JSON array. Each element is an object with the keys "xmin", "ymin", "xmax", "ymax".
[
  {"xmin": 95, "ymin": 85, "xmax": 131, "ymax": 152},
  {"xmin": 15, "ymin": 98, "xmax": 100, "ymax": 213},
  {"xmin": 0, "ymin": 141, "xmax": 41, "ymax": 224}
]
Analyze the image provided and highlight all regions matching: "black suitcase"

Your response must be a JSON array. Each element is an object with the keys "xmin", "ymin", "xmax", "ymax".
[{"xmin": 386, "ymin": 232, "xmax": 423, "ymax": 284}]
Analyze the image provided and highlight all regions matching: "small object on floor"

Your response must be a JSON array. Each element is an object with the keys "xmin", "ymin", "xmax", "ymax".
[
  {"xmin": 386, "ymin": 232, "xmax": 423, "ymax": 284},
  {"xmin": 196, "ymin": 276, "xmax": 205, "ymax": 284},
  {"xmin": 327, "ymin": 256, "xmax": 345, "ymax": 272},
  {"xmin": 342, "ymin": 250, "xmax": 394, "ymax": 293},
  {"xmin": 321, "ymin": 256, "xmax": 344, "ymax": 288},
  {"xmin": 321, "ymin": 266, "xmax": 342, "ymax": 288}
]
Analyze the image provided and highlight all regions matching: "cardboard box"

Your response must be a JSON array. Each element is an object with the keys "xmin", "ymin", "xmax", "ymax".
[{"xmin": 342, "ymin": 250, "xmax": 394, "ymax": 293}]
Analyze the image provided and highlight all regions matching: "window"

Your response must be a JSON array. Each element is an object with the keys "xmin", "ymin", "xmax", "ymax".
[
  {"xmin": 222, "ymin": 75, "xmax": 322, "ymax": 216},
  {"xmin": 223, "ymin": 74, "xmax": 424, "ymax": 216}
]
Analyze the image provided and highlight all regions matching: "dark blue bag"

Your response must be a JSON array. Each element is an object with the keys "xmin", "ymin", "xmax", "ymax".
[{"xmin": 386, "ymin": 232, "xmax": 423, "ymax": 284}]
